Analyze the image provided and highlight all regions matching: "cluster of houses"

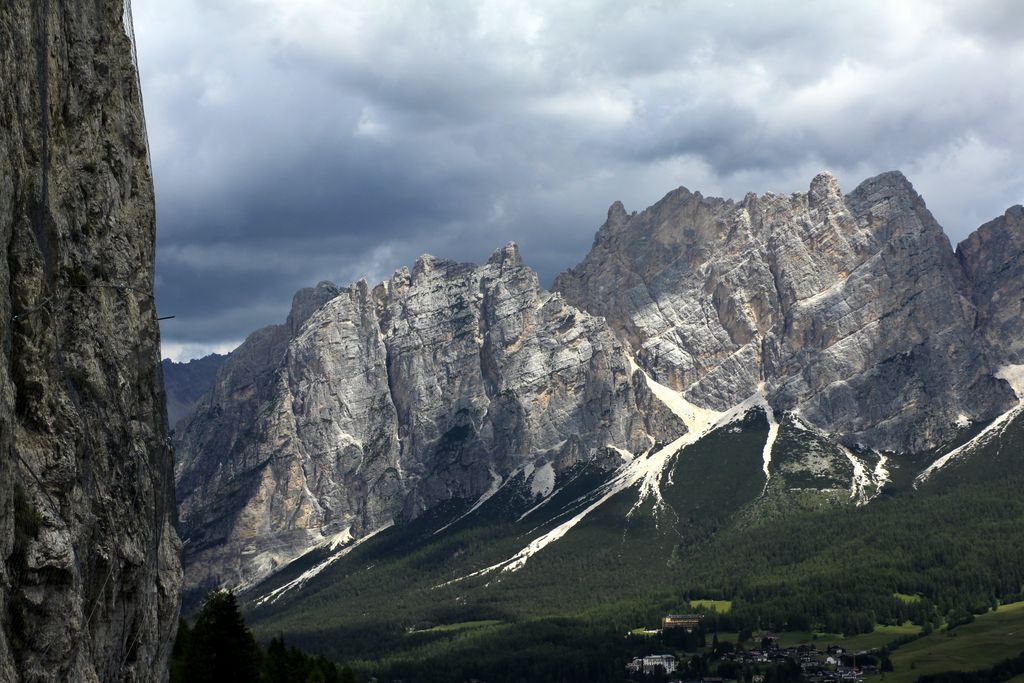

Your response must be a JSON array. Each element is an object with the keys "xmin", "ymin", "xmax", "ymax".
[
  {"xmin": 625, "ymin": 614, "xmax": 700, "ymax": 676},
  {"xmin": 626, "ymin": 616, "xmax": 880, "ymax": 682},
  {"xmin": 722, "ymin": 641, "xmax": 878, "ymax": 681}
]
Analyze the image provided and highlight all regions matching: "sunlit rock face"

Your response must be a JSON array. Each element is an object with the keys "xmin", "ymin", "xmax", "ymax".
[
  {"xmin": 555, "ymin": 171, "xmax": 1018, "ymax": 452},
  {"xmin": 175, "ymin": 244, "xmax": 678, "ymax": 595},
  {"xmin": 176, "ymin": 169, "xmax": 1024, "ymax": 600},
  {"xmin": 0, "ymin": 2, "xmax": 181, "ymax": 680}
]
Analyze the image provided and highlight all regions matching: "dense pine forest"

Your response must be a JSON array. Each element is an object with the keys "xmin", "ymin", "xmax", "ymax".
[
  {"xmin": 170, "ymin": 414, "xmax": 1024, "ymax": 682},
  {"xmin": 170, "ymin": 591, "xmax": 355, "ymax": 683}
]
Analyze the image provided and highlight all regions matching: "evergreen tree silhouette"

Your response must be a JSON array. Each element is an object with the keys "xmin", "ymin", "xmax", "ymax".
[{"xmin": 183, "ymin": 590, "xmax": 261, "ymax": 683}]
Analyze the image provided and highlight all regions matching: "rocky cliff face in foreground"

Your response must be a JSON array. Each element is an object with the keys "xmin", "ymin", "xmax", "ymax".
[
  {"xmin": 175, "ymin": 244, "xmax": 680, "ymax": 594},
  {"xmin": 555, "ymin": 171, "xmax": 1022, "ymax": 452},
  {"xmin": 1, "ymin": 2, "xmax": 181, "ymax": 681}
]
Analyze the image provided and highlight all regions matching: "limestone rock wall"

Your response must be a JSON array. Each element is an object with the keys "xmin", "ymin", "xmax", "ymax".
[
  {"xmin": 1, "ymin": 2, "xmax": 181, "ymax": 680},
  {"xmin": 175, "ymin": 168, "xmax": 1024, "ymax": 599},
  {"xmin": 175, "ymin": 245, "xmax": 675, "ymax": 594},
  {"xmin": 957, "ymin": 205, "xmax": 1024, "ymax": 366},
  {"xmin": 555, "ymin": 171, "xmax": 1017, "ymax": 452}
]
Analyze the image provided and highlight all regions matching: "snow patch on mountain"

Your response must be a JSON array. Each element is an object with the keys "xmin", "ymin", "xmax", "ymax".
[
  {"xmin": 630, "ymin": 358, "xmax": 721, "ymax": 433},
  {"xmin": 325, "ymin": 526, "xmax": 353, "ymax": 551},
  {"xmin": 790, "ymin": 414, "xmax": 812, "ymax": 432},
  {"xmin": 873, "ymin": 454, "xmax": 891, "ymax": 491},
  {"xmin": 629, "ymin": 435, "xmax": 695, "ymax": 517},
  {"xmin": 757, "ymin": 387, "xmax": 779, "ymax": 487},
  {"xmin": 607, "ymin": 445, "xmax": 636, "ymax": 462},
  {"xmin": 998, "ymin": 364, "xmax": 1024, "ymax": 399},
  {"xmin": 256, "ymin": 523, "xmax": 394, "ymax": 605},
  {"xmin": 626, "ymin": 359, "xmax": 730, "ymax": 515},
  {"xmin": 842, "ymin": 447, "xmax": 872, "ymax": 504},
  {"xmin": 530, "ymin": 463, "xmax": 556, "ymax": 498},
  {"xmin": 516, "ymin": 486, "xmax": 565, "ymax": 523},
  {"xmin": 916, "ymin": 364, "xmax": 1024, "ymax": 484}
]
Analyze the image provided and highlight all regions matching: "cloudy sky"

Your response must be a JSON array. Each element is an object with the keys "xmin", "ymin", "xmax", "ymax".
[{"xmin": 132, "ymin": 0, "xmax": 1024, "ymax": 362}]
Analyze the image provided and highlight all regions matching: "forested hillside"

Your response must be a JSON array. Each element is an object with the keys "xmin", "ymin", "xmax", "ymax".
[{"xmin": 228, "ymin": 414, "xmax": 1024, "ymax": 681}]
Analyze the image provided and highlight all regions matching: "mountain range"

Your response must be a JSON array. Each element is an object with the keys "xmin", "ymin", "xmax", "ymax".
[
  {"xmin": 4, "ymin": 1, "xmax": 1022, "ymax": 679},
  {"xmin": 166, "ymin": 170, "xmax": 1024, "ymax": 617}
]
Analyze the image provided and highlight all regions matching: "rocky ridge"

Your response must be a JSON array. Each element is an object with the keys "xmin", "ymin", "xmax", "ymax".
[
  {"xmin": 176, "ymin": 170, "xmax": 1024, "ymax": 599},
  {"xmin": 555, "ymin": 171, "xmax": 1022, "ymax": 452},
  {"xmin": 1, "ymin": 2, "xmax": 180, "ymax": 681},
  {"xmin": 175, "ymin": 244, "xmax": 681, "ymax": 595}
]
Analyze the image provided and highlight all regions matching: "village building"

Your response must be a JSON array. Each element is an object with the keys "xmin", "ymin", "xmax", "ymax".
[
  {"xmin": 626, "ymin": 654, "xmax": 678, "ymax": 675},
  {"xmin": 662, "ymin": 613, "xmax": 703, "ymax": 631}
]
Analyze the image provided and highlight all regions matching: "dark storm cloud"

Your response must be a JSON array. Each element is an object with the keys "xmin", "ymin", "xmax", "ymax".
[{"xmin": 132, "ymin": 0, "xmax": 1024, "ymax": 360}]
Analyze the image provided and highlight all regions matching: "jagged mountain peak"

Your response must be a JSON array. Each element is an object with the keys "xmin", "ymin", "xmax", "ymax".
[
  {"xmin": 580, "ymin": 170, "xmax": 910, "ymax": 270},
  {"xmin": 555, "ymin": 170, "xmax": 1016, "ymax": 452},
  {"xmin": 287, "ymin": 280, "xmax": 343, "ymax": 334},
  {"xmin": 175, "ymin": 170, "xmax": 1024, "ymax": 605},
  {"xmin": 175, "ymin": 244, "xmax": 673, "ymax": 596},
  {"xmin": 411, "ymin": 252, "xmax": 441, "ymax": 278},
  {"xmin": 851, "ymin": 168, "xmax": 914, "ymax": 192},
  {"xmin": 958, "ymin": 203, "xmax": 1024, "ymax": 257},
  {"xmin": 606, "ymin": 198, "xmax": 630, "ymax": 224},
  {"xmin": 487, "ymin": 240, "xmax": 523, "ymax": 268}
]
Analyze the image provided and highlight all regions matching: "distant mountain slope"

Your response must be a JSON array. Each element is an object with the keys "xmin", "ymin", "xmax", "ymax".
[
  {"xmin": 239, "ymin": 403, "xmax": 908, "ymax": 630},
  {"xmin": 238, "ymin": 413, "xmax": 1024, "ymax": 681},
  {"xmin": 175, "ymin": 245, "xmax": 678, "ymax": 598},
  {"xmin": 554, "ymin": 171, "xmax": 1022, "ymax": 452},
  {"xmin": 242, "ymin": 409, "xmax": 775, "ymax": 626},
  {"xmin": 161, "ymin": 353, "xmax": 227, "ymax": 425},
  {"xmin": 175, "ymin": 170, "xmax": 1024, "ymax": 613},
  {"xmin": 957, "ymin": 205, "xmax": 1024, "ymax": 366}
]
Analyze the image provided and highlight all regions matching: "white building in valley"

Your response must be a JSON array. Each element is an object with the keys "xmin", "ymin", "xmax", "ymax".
[{"xmin": 626, "ymin": 654, "xmax": 677, "ymax": 675}]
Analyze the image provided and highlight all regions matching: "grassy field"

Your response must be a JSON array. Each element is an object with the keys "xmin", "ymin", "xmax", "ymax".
[
  {"xmin": 875, "ymin": 602, "xmax": 1024, "ymax": 683},
  {"xmin": 894, "ymin": 593, "xmax": 923, "ymax": 604},
  {"xmin": 417, "ymin": 620, "xmax": 504, "ymax": 634},
  {"xmin": 630, "ymin": 627, "xmax": 661, "ymax": 636},
  {"xmin": 843, "ymin": 623, "xmax": 922, "ymax": 651},
  {"xmin": 771, "ymin": 623, "xmax": 920, "ymax": 651},
  {"xmin": 690, "ymin": 599, "xmax": 733, "ymax": 613},
  {"xmin": 774, "ymin": 631, "xmax": 821, "ymax": 647}
]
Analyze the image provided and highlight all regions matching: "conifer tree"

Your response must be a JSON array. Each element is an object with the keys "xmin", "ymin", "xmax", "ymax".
[{"xmin": 183, "ymin": 590, "xmax": 262, "ymax": 683}]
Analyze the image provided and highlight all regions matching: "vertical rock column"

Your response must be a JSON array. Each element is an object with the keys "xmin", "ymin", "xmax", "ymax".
[{"xmin": 1, "ymin": 2, "xmax": 181, "ymax": 681}]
